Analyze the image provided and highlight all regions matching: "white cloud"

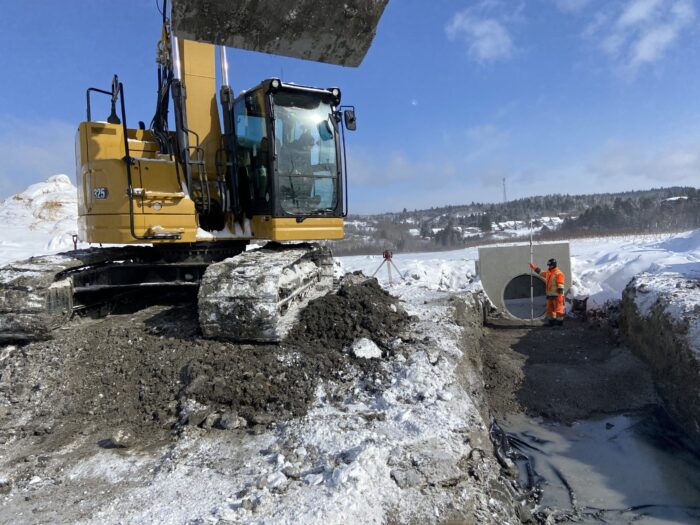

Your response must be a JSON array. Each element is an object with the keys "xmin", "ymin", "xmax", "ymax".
[
  {"xmin": 0, "ymin": 118, "xmax": 75, "ymax": 198},
  {"xmin": 445, "ymin": 2, "xmax": 522, "ymax": 63},
  {"xmin": 552, "ymin": 0, "xmax": 594, "ymax": 13},
  {"xmin": 587, "ymin": 139, "xmax": 700, "ymax": 184},
  {"xmin": 584, "ymin": 0, "xmax": 696, "ymax": 75},
  {"xmin": 463, "ymin": 123, "xmax": 510, "ymax": 164},
  {"xmin": 618, "ymin": 0, "xmax": 664, "ymax": 27}
]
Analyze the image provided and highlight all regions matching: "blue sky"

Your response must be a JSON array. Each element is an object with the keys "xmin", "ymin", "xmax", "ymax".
[{"xmin": 1, "ymin": 0, "xmax": 700, "ymax": 213}]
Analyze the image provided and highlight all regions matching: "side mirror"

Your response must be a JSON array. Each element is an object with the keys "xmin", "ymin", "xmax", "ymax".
[{"xmin": 344, "ymin": 109, "xmax": 357, "ymax": 131}]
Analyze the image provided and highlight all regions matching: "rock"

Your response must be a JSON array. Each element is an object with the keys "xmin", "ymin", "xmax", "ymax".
[
  {"xmin": 437, "ymin": 390, "xmax": 453, "ymax": 401},
  {"xmin": 261, "ymin": 443, "xmax": 280, "ymax": 455},
  {"xmin": 250, "ymin": 413, "xmax": 275, "ymax": 426},
  {"xmin": 303, "ymin": 473, "xmax": 324, "ymax": 485},
  {"xmin": 330, "ymin": 465, "xmax": 349, "ymax": 486},
  {"xmin": 214, "ymin": 410, "xmax": 246, "ymax": 430},
  {"xmin": 33, "ymin": 423, "xmax": 53, "ymax": 436},
  {"xmin": 201, "ymin": 412, "xmax": 219, "ymax": 429},
  {"xmin": 250, "ymin": 424, "xmax": 267, "ymax": 435},
  {"xmin": 178, "ymin": 398, "xmax": 210, "ymax": 427},
  {"xmin": 390, "ymin": 468, "xmax": 423, "ymax": 488},
  {"xmin": 0, "ymin": 477, "xmax": 12, "ymax": 494},
  {"xmin": 98, "ymin": 429, "xmax": 133, "ymax": 449},
  {"xmin": 282, "ymin": 465, "xmax": 302, "ymax": 480},
  {"xmin": 266, "ymin": 471, "xmax": 288, "ymax": 491},
  {"xmin": 348, "ymin": 338, "xmax": 382, "ymax": 359}
]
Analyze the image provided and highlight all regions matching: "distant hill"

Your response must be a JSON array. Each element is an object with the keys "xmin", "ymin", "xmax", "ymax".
[{"xmin": 334, "ymin": 186, "xmax": 700, "ymax": 255}]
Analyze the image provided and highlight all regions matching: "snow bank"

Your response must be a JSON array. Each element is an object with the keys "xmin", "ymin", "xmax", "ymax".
[
  {"xmin": 620, "ymin": 273, "xmax": 700, "ymax": 446},
  {"xmin": 0, "ymin": 175, "xmax": 79, "ymax": 265},
  {"xmin": 570, "ymin": 233, "xmax": 700, "ymax": 305}
]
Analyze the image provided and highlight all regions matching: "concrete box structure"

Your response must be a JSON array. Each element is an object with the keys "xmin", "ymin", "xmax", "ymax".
[{"xmin": 477, "ymin": 242, "xmax": 571, "ymax": 322}]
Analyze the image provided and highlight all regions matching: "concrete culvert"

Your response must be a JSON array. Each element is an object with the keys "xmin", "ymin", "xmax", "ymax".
[{"xmin": 503, "ymin": 274, "xmax": 546, "ymax": 319}]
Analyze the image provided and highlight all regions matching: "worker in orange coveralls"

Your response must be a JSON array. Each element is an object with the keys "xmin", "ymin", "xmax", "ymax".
[{"xmin": 529, "ymin": 258, "xmax": 566, "ymax": 326}]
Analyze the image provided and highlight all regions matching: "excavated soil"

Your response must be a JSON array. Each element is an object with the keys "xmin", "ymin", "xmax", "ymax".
[
  {"xmin": 481, "ymin": 319, "xmax": 658, "ymax": 423},
  {"xmin": 0, "ymin": 277, "xmax": 409, "ymax": 453}
]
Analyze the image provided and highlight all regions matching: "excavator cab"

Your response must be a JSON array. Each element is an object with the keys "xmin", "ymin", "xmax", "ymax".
[{"xmin": 234, "ymin": 80, "xmax": 349, "ymax": 220}]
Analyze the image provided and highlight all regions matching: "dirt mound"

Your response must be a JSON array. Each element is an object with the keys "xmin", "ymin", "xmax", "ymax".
[
  {"xmin": 182, "ymin": 276, "xmax": 410, "ymax": 423},
  {"xmin": 0, "ymin": 276, "xmax": 410, "ymax": 449},
  {"xmin": 288, "ymin": 274, "xmax": 409, "ymax": 352}
]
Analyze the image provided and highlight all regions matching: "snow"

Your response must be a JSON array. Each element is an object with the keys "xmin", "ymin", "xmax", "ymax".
[
  {"xmin": 340, "ymin": 231, "xmax": 700, "ymax": 308},
  {"xmin": 0, "ymin": 174, "xmax": 82, "ymax": 265},
  {"xmin": 1, "ymin": 176, "xmax": 699, "ymax": 523},
  {"xmin": 569, "ymin": 232, "xmax": 700, "ymax": 305},
  {"xmin": 348, "ymin": 337, "xmax": 382, "ymax": 359}
]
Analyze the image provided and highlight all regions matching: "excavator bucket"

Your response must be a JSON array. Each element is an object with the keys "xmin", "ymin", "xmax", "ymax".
[{"xmin": 170, "ymin": 0, "xmax": 388, "ymax": 67}]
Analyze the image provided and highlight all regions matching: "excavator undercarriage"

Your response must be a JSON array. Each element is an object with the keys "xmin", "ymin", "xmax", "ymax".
[{"xmin": 0, "ymin": 243, "xmax": 333, "ymax": 343}]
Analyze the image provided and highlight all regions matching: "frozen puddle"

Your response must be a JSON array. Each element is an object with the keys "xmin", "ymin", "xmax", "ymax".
[{"xmin": 504, "ymin": 409, "xmax": 700, "ymax": 524}]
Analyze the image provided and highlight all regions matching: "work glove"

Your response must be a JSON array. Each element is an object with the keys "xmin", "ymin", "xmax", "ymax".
[{"xmin": 528, "ymin": 262, "xmax": 537, "ymax": 271}]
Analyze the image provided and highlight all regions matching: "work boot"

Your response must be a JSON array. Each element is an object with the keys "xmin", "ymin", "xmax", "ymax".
[
  {"xmin": 556, "ymin": 319, "xmax": 564, "ymax": 327},
  {"xmin": 548, "ymin": 319, "xmax": 556, "ymax": 327}
]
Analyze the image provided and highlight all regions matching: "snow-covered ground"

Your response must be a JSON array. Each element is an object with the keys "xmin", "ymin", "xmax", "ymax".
[
  {"xmin": 340, "ymin": 231, "xmax": 700, "ymax": 307},
  {"xmin": 1, "ymin": 175, "xmax": 698, "ymax": 310},
  {"xmin": 1, "ymin": 176, "xmax": 699, "ymax": 523}
]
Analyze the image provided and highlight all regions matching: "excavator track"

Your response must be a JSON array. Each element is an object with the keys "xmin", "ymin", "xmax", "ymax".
[
  {"xmin": 0, "ymin": 244, "xmax": 246, "ymax": 343},
  {"xmin": 0, "ymin": 243, "xmax": 333, "ymax": 344},
  {"xmin": 198, "ymin": 243, "xmax": 334, "ymax": 342},
  {"xmin": 0, "ymin": 249, "xmax": 133, "ymax": 342}
]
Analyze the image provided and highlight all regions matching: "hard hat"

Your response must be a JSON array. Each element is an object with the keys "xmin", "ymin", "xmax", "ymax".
[{"xmin": 547, "ymin": 258, "xmax": 557, "ymax": 267}]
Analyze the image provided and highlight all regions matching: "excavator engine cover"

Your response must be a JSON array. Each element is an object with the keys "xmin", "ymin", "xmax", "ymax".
[{"xmin": 171, "ymin": 0, "xmax": 388, "ymax": 67}]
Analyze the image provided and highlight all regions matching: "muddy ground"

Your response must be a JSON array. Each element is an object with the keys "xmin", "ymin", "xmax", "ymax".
[
  {"xmin": 0, "ymin": 279, "xmax": 528, "ymax": 524},
  {"xmin": 480, "ymin": 318, "xmax": 658, "ymax": 423},
  {"xmin": 0, "ymin": 278, "xmax": 409, "ymax": 492}
]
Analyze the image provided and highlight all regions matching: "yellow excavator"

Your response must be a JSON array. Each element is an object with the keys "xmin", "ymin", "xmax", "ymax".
[{"xmin": 0, "ymin": 0, "xmax": 387, "ymax": 343}]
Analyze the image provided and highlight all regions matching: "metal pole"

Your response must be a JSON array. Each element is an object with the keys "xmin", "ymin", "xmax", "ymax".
[
  {"xmin": 218, "ymin": 45, "xmax": 230, "ymax": 87},
  {"xmin": 530, "ymin": 219, "xmax": 534, "ymax": 321},
  {"xmin": 172, "ymin": 35, "xmax": 182, "ymax": 80},
  {"xmin": 389, "ymin": 260, "xmax": 406, "ymax": 281},
  {"xmin": 371, "ymin": 260, "xmax": 386, "ymax": 278}
]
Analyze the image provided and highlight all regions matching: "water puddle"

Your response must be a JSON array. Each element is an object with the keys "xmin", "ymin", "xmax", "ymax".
[{"xmin": 501, "ymin": 409, "xmax": 700, "ymax": 524}]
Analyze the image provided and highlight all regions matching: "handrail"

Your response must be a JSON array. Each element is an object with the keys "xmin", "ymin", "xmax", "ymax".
[
  {"xmin": 85, "ymin": 87, "xmax": 113, "ymax": 122},
  {"xmin": 116, "ymin": 81, "xmax": 181, "ymax": 241},
  {"xmin": 338, "ymin": 105, "xmax": 354, "ymax": 218}
]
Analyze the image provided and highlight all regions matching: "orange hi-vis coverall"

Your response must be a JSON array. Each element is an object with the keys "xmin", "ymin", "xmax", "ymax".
[{"xmin": 529, "ymin": 263, "xmax": 566, "ymax": 321}]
